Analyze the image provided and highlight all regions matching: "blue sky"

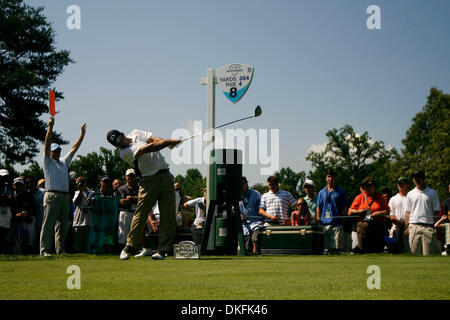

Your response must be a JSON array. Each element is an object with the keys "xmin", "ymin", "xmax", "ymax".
[{"xmin": 24, "ymin": 0, "xmax": 450, "ymax": 185}]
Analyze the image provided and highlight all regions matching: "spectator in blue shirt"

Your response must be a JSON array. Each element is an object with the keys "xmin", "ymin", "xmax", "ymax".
[
  {"xmin": 239, "ymin": 177, "xmax": 262, "ymax": 254},
  {"xmin": 316, "ymin": 169, "xmax": 348, "ymax": 254}
]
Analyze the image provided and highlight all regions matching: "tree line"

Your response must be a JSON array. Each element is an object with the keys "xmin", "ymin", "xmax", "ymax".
[{"xmin": 8, "ymin": 87, "xmax": 450, "ymax": 201}]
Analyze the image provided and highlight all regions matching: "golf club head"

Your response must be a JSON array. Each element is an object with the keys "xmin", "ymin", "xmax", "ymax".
[{"xmin": 254, "ymin": 105, "xmax": 262, "ymax": 117}]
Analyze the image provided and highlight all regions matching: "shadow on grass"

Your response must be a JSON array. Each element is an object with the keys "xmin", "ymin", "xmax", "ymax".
[
  {"xmin": 0, "ymin": 253, "xmax": 118, "ymax": 261},
  {"xmin": 196, "ymin": 257, "xmax": 234, "ymax": 260},
  {"xmin": 0, "ymin": 254, "xmax": 237, "ymax": 262},
  {"xmin": 0, "ymin": 252, "xmax": 445, "ymax": 262}
]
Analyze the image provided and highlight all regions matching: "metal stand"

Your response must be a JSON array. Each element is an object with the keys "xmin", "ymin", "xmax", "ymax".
[{"xmin": 200, "ymin": 200, "xmax": 246, "ymax": 256}]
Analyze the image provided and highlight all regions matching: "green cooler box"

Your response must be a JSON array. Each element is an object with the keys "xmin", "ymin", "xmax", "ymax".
[{"xmin": 260, "ymin": 225, "xmax": 324, "ymax": 255}]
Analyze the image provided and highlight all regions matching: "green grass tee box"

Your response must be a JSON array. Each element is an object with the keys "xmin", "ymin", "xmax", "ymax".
[{"xmin": 0, "ymin": 254, "xmax": 448, "ymax": 300}]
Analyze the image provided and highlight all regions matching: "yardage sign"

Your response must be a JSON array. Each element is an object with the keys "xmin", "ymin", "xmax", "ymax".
[{"xmin": 217, "ymin": 63, "xmax": 254, "ymax": 104}]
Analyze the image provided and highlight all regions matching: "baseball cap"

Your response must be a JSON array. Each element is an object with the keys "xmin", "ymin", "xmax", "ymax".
[
  {"xmin": 50, "ymin": 143, "xmax": 61, "ymax": 151},
  {"xmin": 304, "ymin": 179, "xmax": 315, "ymax": 187},
  {"xmin": 397, "ymin": 176, "xmax": 409, "ymax": 184},
  {"xmin": 107, "ymin": 130, "xmax": 123, "ymax": 147},
  {"xmin": 13, "ymin": 177, "xmax": 24, "ymax": 185},
  {"xmin": 125, "ymin": 169, "xmax": 135, "ymax": 176},
  {"xmin": 0, "ymin": 169, "xmax": 9, "ymax": 176},
  {"xmin": 38, "ymin": 179, "xmax": 45, "ymax": 186},
  {"xmin": 101, "ymin": 176, "xmax": 112, "ymax": 182}
]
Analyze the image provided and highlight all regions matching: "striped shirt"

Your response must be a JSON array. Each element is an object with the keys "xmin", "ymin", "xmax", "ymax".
[{"xmin": 260, "ymin": 190, "xmax": 297, "ymax": 224}]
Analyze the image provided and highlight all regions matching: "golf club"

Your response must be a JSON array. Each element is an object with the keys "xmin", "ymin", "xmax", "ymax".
[{"xmin": 170, "ymin": 105, "xmax": 262, "ymax": 148}]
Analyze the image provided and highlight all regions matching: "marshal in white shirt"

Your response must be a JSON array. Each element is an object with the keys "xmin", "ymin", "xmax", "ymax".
[{"xmin": 43, "ymin": 152, "xmax": 72, "ymax": 192}]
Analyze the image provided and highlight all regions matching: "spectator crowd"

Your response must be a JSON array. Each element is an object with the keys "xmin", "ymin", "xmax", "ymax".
[
  {"xmin": 0, "ymin": 115, "xmax": 448, "ymax": 258},
  {"xmin": 0, "ymin": 167, "xmax": 448, "ymax": 257},
  {"xmin": 239, "ymin": 169, "xmax": 449, "ymax": 256},
  {"xmin": 0, "ymin": 167, "xmax": 190, "ymax": 256}
]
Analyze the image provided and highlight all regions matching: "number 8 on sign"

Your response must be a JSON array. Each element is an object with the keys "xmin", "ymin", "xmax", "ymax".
[{"xmin": 217, "ymin": 64, "xmax": 254, "ymax": 104}]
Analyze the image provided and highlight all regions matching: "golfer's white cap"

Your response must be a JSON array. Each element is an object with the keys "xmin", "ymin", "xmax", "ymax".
[
  {"xmin": 125, "ymin": 169, "xmax": 135, "ymax": 176},
  {"xmin": 304, "ymin": 179, "xmax": 315, "ymax": 187},
  {"xmin": 50, "ymin": 143, "xmax": 61, "ymax": 151},
  {"xmin": 0, "ymin": 169, "xmax": 9, "ymax": 176}
]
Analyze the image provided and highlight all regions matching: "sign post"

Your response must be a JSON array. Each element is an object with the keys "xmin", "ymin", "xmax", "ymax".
[
  {"xmin": 200, "ymin": 68, "xmax": 216, "ymax": 226},
  {"xmin": 201, "ymin": 63, "xmax": 254, "ymax": 208},
  {"xmin": 200, "ymin": 63, "xmax": 254, "ymax": 253}
]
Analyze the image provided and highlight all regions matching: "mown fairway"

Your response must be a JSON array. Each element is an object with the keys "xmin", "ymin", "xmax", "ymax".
[{"xmin": 0, "ymin": 254, "xmax": 448, "ymax": 300}]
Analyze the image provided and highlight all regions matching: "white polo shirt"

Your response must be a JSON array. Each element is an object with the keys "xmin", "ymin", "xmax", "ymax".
[
  {"xmin": 389, "ymin": 193, "xmax": 407, "ymax": 223},
  {"xmin": 404, "ymin": 186, "xmax": 441, "ymax": 225},
  {"xmin": 43, "ymin": 153, "xmax": 72, "ymax": 192},
  {"xmin": 119, "ymin": 129, "xmax": 169, "ymax": 177}
]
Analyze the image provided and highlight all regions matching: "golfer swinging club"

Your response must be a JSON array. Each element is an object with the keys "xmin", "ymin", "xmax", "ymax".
[{"xmin": 107, "ymin": 129, "xmax": 181, "ymax": 260}]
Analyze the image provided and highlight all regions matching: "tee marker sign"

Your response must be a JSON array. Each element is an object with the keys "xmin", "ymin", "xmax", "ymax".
[{"xmin": 217, "ymin": 63, "xmax": 254, "ymax": 104}]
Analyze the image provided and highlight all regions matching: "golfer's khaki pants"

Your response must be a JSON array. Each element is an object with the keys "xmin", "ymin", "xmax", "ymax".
[
  {"xmin": 40, "ymin": 192, "xmax": 70, "ymax": 255},
  {"xmin": 127, "ymin": 171, "xmax": 176, "ymax": 252},
  {"xmin": 409, "ymin": 224, "xmax": 439, "ymax": 255}
]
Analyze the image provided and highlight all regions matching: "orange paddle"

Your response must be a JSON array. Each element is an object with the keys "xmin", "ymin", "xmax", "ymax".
[{"xmin": 49, "ymin": 90, "xmax": 55, "ymax": 116}]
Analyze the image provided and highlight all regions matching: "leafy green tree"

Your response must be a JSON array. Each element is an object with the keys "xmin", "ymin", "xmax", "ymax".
[
  {"xmin": 0, "ymin": 0, "xmax": 73, "ymax": 165},
  {"xmin": 0, "ymin": 161, "xmax": 19, "ymax": 178},
  {"xmin": 306, "ymin": 125, "xmax": 398, "ymax": 198},
  {"xmin": 70, "ymin": 147, "xmax": 131, "ymax": 189},
  {"xmin": 251, "ymin": 183, "xmax": 268, "ymax": 195},
  {"xmin": 274, "ymin": 167, "xmax": 305, "ymax": 199},
  {"xmin": 100, "ymin": 148, "xmax": 132, "ymax": 183},
  {"xmin": 174, "ymin": 168, "xmax": 206, "ymax": 199},
  {"xmin": 391, "ymin": 88, "xmax": 449, "ymax": 200},
  {"xmin": 21, "ymin": 160, "xmax": 43, "ymax": 181}
]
